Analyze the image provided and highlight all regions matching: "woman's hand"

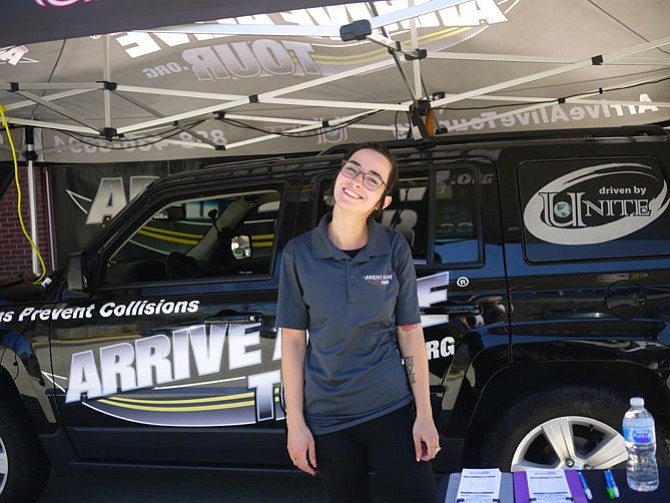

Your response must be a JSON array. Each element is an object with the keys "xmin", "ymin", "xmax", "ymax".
[
  {"xmin": 287, "ymin": 418, "xmax": 317, "ymax": 476},
  {"xmin": 281, "ymin": 328, "xmax": 315, "ymax": 475},
  {"xmin": 413, "ymin": 415, "xmax": 441, "ymax": 462},
  {"xmin": 396, "ymin": 324, "xmax": 441, "ymax": 462}
]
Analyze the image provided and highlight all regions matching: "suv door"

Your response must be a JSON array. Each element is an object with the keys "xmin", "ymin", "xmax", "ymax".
[
  {"xmin": 310, "ymin": 154, "xmax": 509, "ymax": 471},
  {"xmin": 493, "ymin": 144, "xmax": 670, "ymax": 471},
  {"xmin": 49, "ymin": 174, "xmax": 298, "ymax": 466}
]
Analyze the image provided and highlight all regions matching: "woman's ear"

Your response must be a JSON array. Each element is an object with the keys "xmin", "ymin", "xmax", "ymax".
[{"xmin": 372, "ymin": 194, "xmax": 392, "ymax": 219}]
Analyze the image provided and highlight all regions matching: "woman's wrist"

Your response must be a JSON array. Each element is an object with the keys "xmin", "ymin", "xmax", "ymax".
[
  {"xmin": 413, "ymin": 402, "xmax": 433, "ymax": 421},
  {"xmin": 286, "ymin": 411, "xmax": 307, "ymax": 428}
]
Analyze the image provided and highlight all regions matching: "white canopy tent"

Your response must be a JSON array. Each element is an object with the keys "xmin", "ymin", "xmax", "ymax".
[
  {"xmin": 0, "ymin": 0, "xmax": 668, "ymax": 163},
  {"xmin": 0, "ymin": 0, "xmax": 669, "ymax": 278}
]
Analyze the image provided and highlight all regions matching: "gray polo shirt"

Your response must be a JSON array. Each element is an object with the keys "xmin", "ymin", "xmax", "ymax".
[{"xmin": 277, "ymin": 213, "xmax": 420, "ymax": 435}]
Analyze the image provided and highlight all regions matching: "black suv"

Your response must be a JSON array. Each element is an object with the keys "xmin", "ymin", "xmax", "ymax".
[{"xmin": 1, "ymin": 126, "xmax": 669, "ymax": 502}]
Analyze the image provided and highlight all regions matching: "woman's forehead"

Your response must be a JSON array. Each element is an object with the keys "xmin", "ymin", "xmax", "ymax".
[{"xmin": 349, "ymin": 149, "xmax": 392, "ymax": 176}]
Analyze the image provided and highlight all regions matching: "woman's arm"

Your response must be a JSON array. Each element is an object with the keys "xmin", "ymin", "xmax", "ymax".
[
  {"xmin": 397, "ymin": 323, "xmax": 440, "ymax": 462},
  {"xmin": 281, "ymin": 327, "xmax": 317, "ymax": 476}
]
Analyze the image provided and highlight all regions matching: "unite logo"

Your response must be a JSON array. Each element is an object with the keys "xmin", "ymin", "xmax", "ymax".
[
  {"xmin": 36, "ymin": 0, "xmax": 94, "ymax": 6},
  {"xmin": 524, "ymin": 163, "xmax": 670, "ymax": 245}
]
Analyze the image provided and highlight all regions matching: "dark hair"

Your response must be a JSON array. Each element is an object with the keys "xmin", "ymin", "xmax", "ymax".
[{"xmin": 343, "ymin": 142, "xmax": 398, "ymax": 219}]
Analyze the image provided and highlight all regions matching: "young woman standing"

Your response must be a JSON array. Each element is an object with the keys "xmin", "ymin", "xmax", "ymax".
[{"xmin": 277, "ymin": 143, "xmax": 439, "ymax": 503}]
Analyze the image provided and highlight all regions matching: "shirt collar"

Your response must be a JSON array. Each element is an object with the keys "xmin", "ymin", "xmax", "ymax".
[{"xmin": 312, "ymin": 213, "xmax": 391, "ymax": 261}]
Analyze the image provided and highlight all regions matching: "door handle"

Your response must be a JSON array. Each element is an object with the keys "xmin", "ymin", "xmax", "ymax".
[
  {"xmin": 421, "ymin": 305, "xmax": 482, "ymax": 316},
  {"xmin": 204, "ymin": 311, "xmax": 263, "ymax": 324}
]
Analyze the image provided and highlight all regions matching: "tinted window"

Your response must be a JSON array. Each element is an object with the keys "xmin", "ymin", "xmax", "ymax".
[
  {"xmin": 317, "ymin": 166, "xmax": 482, "ymax": 266},
  {"xmin": 317, "ymin": 172, "xmax": 431, "ymax": 261},
  {"xmin": 104, "ymin": 189, "xmax": 281, "ymax": 284},
  {"xmin": 433, "ymin": 168, "xmax": 481, "ymax": 265},
  {"xmin": 381, "ymin": 174, "xmax": 430, "ymax": 262},
  {"xmin": 518, "ymin": 158, "xmax": 670, "ymax": 262}
]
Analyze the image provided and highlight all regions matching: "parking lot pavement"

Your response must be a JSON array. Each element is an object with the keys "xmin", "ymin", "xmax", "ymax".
[{"xmin": 37, "ymin": 469, "xmax": 389, "ymax": 502}]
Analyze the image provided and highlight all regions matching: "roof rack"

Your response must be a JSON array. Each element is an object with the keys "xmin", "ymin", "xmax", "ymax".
[
  {"xmin": 135, "ymin": 124, "xmax": 670, "ymax": 194},
  {"xmin": 319, "ymin": 125, "xmax": 668, "ymax": 156}
]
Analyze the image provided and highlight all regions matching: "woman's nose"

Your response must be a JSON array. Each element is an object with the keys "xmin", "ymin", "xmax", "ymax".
[{"xmin": 349, "ymin": 171, "xmax": 365, "ymax": 185}]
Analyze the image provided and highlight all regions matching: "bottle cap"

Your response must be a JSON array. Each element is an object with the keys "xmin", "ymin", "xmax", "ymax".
[{"xmin": 630, "ymin": 397, "xmax": 645, "ymax": 407}]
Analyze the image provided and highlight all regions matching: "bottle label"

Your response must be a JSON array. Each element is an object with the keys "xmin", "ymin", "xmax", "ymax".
[{"xmin": 623, "ymin": 426, "xmax": 655, "ymax": 445}]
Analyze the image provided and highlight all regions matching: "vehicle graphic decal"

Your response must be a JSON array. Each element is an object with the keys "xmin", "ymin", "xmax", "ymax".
[
  {"xmin": 44, "ymin": 372, "xmax": 284, "ymax": 427},
  {"xmin": 0, "ymin": 299, "xmax": 200, "ymax": 323},
  {"xmin": 523, "ymin": 163, "xmax": 670, "ymax": 245},
  {"xmin": 87, "ymin": 384, "xmax": 283, "ymax": 427},
  {"xmin": 28, "ymin": 273, "xmax": 454, "ymax": 427},
  {"xmin": 418, "ymin": 271, "xmax": 449, "ymax": 328}
]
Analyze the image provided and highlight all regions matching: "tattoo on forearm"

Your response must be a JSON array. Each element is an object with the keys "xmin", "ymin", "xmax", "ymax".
[
  {"xmin": 404, "ymin": 356, "xmax": 416, "ymax": 384},
  {"xmin": 400, "ymin": 324, "xmax": 418, "ymax": 332}
]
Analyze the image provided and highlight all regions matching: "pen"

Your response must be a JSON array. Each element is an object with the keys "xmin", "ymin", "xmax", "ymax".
[
  {"xmin": 578, "ymin": 471, "xmax": 593, "ymax": 500},
  {"xmin": 603, "ymin": 471, "xmax": 615, "ymax": 499},
  {"xmin": 605, "ymin": 470, "xmax": 620, "ymax": 498}
]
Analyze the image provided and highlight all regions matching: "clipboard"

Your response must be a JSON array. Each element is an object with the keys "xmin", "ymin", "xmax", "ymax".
[
  {"xmin": 444, "ymin": 472, "xmax": 514, "ymax": 503},
  {"xmin": 512, "ymin": 470, "xmax": 587, "ymax": 503}
]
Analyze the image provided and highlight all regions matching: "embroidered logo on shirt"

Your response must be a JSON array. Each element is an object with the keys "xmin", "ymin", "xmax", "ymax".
[{"xmin": 364, "ymin": 274, "xmax": 393, "ymax": 286}]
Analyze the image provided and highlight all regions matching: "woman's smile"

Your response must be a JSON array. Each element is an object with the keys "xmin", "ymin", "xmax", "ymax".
[{"xmin": 342, "ymin": 186, "xmax": 364, "ymax": 200}]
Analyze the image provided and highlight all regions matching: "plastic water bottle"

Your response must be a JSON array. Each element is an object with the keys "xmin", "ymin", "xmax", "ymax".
[{"xmin": 623, "ymin": 397, "xmax": 659, "ymax": 491}]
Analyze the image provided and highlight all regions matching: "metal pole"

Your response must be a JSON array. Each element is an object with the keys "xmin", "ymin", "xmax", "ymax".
[
  {"xmin": 24, "ymin": 127, "xmax": 41, "ymax": 277},
  {"xmin": 44, "ymin": 164, "xmax": 57, "ymax": 271},
  {"xmin": 103, "ymin": 34, "xmax": 112, "ymax": 129},
  {"xmin": 410, "ymin": 0, "xmax": 422, "ymax": 99}
]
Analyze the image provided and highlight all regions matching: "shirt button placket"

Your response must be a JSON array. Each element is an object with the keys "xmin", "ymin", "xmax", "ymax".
[{"xmin": 347, "ymin": 261, "xmax": 356, "ymax": 304}]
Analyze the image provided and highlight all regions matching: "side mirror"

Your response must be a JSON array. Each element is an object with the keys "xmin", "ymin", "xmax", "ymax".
[
  {"xmin": 231, "ymin": 235, "xmax": 252, "ymax": 259},
  {"xmin": 66, "ymin": 252, "xmax": 89, "ymax": 292}
]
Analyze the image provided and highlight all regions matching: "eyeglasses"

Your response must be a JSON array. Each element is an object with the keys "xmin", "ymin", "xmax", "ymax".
[{"xmin": 340, "ymin": 160, "xmax": 386, "ymax": 191}]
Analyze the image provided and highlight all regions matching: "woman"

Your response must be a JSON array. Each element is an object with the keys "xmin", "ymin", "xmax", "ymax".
[{"xmin": 277, "ymin": 143, "xmax": 439, "ymax": 503}]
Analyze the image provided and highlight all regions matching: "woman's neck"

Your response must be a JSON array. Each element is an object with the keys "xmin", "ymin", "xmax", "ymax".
[{"xmin": 328, "ymin": 207, "xmax": 369, "ymax": 250}]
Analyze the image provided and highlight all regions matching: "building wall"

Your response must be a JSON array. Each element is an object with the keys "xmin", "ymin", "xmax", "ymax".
[{"xmin": 0, "ymin": 165, "xmax": 52, "ymax": 280}]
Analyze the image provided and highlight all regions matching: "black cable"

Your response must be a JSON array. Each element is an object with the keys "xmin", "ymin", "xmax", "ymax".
[
  {"xmin": 438, "ymin": 99, "xmax": 555, "ymax": 112},
  {"xmin": 393, "ymin": 111, "xmax": 409, "ymax": 139},
  {"xmin": 45, "ymin": 71, "xmax": 668, "ymax": 151},
  {"xmin": 434, "ymin": 75, "xmax": 670, "ymax": 111},
  {"xmin": 604, "ymin": 75, "xmax": 670, "ymax": 93},
  {"xmin": 58, "ymin": 118, "xmax": 208, "ymax": 148},
  {"xmin": 60, "ymin": 126, "xmax": 187, "ymax": 150},
  {"xmin": 55, "ymin": 112, "xmax": 382, "ymax": 151},
  {"xmin": 67, "ymin": 126, "xmax": 179, "ymax": 141},
  {"xmin": 394, "ymin": 110, "xmax": 400, "ymax": 139},
  {"xmin": 220, "ymin": 111, "xmax": 381, "ymax": 138}
]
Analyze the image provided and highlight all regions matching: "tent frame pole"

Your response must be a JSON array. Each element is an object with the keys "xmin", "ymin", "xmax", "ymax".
[
  {"xmin": 103, "ymin": 35, "xmax": 113, "ymax": 131},
  {"xmin": 116, "ymin": 59, "xmax": 397, "ymax": 134},
  {"xmin": 431, "ymin": 36, "xmax": 670, "ymax": 108},
  {"xmin": 23, "ymin": 128, "xmax": 41, "ymax": 277}
]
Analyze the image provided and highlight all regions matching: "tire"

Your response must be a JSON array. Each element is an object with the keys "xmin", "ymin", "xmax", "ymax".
[
  {"xmin": 479, "ymin": 385, "xmax": 630, "ymax": 471},
  {"xmin": 0, "ymin": 392, "xmax": 51, "ymax": 503}
]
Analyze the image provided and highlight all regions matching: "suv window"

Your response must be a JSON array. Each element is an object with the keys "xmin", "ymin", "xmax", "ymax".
[
  {"xmin": 518, "ymin": 158, "xmax": 670, "ymax": 262},
  {"xmin": 104, "ymin": 189, "xmax": 281, "ymax": 284},
  {"xmin": 380, "ymin": 174, "xmax": 430, "ymax": 261},
  {"xmin": 433, "ymin": 168, "xmax": 481, "ymax": 265},
  {"xmin": 317, "ymin": 166, "xmax": 482, "ymax": 266}
]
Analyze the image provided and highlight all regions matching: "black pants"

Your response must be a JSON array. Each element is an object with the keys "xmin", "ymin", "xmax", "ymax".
[{"xmin": 314, "ymin": 404, "xmax": 436, "ymax": 503}]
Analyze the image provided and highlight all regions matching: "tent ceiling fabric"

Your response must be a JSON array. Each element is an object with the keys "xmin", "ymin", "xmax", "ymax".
[
  {"xmin": 0, "ymin": 0, "xmax": 363, "ymax": 47},
  {"xmin": 0, "ymin": 0, "xmax": 669, "ymax": 163}
]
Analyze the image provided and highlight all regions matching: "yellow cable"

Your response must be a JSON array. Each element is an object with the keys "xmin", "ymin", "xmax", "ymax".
[{"xmin": 0, "ymin": 106, "xmax": 47, "ymax": 285}]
